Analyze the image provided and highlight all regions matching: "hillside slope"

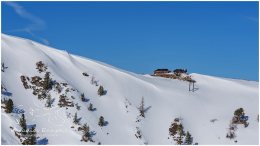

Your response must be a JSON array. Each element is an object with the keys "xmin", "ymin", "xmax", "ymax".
[{"xmin": 1, "ymin": 34, "xmax": 259, "ymax": 145}]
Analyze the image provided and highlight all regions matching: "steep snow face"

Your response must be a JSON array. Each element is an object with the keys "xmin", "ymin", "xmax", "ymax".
[{"xmin": 1, "ymin": 34, "xmax": 259, "ymax": 145}]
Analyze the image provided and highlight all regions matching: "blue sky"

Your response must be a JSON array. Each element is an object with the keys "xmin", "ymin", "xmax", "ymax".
[{"xmin": 2, "ymin": 1, "xmax": 259, "ymax": 80}]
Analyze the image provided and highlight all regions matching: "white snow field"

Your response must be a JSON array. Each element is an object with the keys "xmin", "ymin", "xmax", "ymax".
[{"xmin": 1, "ymin": 33, "xmax": 259, "ymax": 145}]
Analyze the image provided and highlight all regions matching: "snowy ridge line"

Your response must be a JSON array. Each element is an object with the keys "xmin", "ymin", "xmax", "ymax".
[{"xmin": 1, "ymin": 33, "xmax": 259, "ymax": 145}]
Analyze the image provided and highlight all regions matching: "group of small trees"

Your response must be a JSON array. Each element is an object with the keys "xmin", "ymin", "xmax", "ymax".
[
  {"xmin": 135, "ymin": 127, "xmax": 142, "ymax": 139},
  {"xmin": 22, "ymin": 64, "xmax": 53, "ymax": 100},
  {"xmin": 36, "ymin": 61, "xmax": 47, "ymax": 73},
  {"xmin": 226, "ymin": 108, "xmax": 249, "ymax": 140},
  {"xmin": 226, "ymin": 123, "xmax": 237, "ymax": 139},
  {"xmin": 78, "ymin": 123, "xmax": 95, "ymax": 143},
  {"xmin": 232, "ymin": 108, "xmax": 249, "ymax": 127},
  {"xmin": 58, "ymin": 94, "xmax": 74, "ymax": 107},
  {"xmin": 81, "ymin": 124, "xmax": 92, "ymax": 142},
  {"xmin": 169, "ymin": 118, "xmax": 193, "ymax": 145},
  {"xmin": 90, "ymin": 76, "xmax": 106, "ymax": 96},
  {"xmin": 54, "ymin": 82, "xmax": 62, "ymax": 93}
]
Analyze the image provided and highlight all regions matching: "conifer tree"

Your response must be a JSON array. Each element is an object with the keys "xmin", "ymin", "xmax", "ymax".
[
  {"xmin": 176, "ymin": 123, "xmax": 185, "ymax": 145},
  {"xmin": 97, "ymin": 86, "xmax": 105, "ymax": 96},
  {"xmin": 226, "ymin": 123, "xmax": 236, "ymax": 139},
  {"xmin": 5, "ymin": 99, "xmax": 13, "ymax": 113},
  {"xmin": 19, "ymin": 114, "xmax": 27, "ymax": 135},
  {"xmin": 43, "ymin": 72, "xmax": 52, "ymax": 90},
  {"xmin": 73, "ymin": 112, "xmax": 79, "ymax": 124},
  {"xmin": 45, "ymin": 95, "xmax": 52, "ymax": 108},
  {"xmin": 234, "ymin": 108, "xmax": 244, "ymax": 117},
  {"xmin": 88, "ymin": 103, "xmax": 94, "ymax": 111},
  {"xmin": 28, "ymin": 127, "xmax": 37, "ymax": 145},
  {"xmin": 1, "ymin": 62, "xmax": 7, "ymax": 72},
  {"xmin": 1, "ymin": 63, "xmax": 5, "ymax": 72},
  {"xmin": 138, "ymin": 97, "xmax": 145, "ymax": 117},
  {"xmin": 91, "ymin": 76, "xmax": 95, "ymax": 85},
  {"xmin": 98, "ymin": 116, "xmax": 105, "ymax": 126},
  {"xmin": 22, "ymin": 126, "xmax": 37, "ymax": 145},
  {"xmin": 184, "ymin": 131, "xmax": 193, "ymax": 145},
  {"xmin": 81, "ymin": 93, "xmax": 85, "ymax": 101},
  {"xmin": 82, "ymin": 123, "xmax": 91, "ymax": 142}
]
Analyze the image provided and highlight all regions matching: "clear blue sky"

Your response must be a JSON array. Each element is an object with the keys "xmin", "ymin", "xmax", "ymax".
[{"xmin": 2, "ymin": 1, "xmax": 259, "ymax": 81}]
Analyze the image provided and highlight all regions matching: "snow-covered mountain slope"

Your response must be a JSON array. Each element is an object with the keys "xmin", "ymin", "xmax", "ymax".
[{"xmin": 1, "ymin": 34, "xmax": 259, "ymax": 145}]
